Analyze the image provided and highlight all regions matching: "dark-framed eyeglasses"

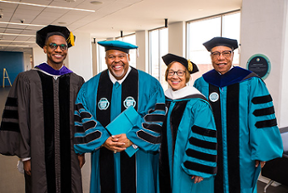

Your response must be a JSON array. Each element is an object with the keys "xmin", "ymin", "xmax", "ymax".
[
  {"xmin": 168, "ymin": 70, "xmax": 186, "ymax": 77},
  {"xmin": 48, "ymin": 43, "xmax": 68, "ymax": 51},
  {"xmin": 211, "ymin": 50, "xmax": 232, "ymax": 58}
]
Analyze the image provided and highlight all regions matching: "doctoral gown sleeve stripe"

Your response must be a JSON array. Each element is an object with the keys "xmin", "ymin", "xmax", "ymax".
[
  {"xmin": 188, "ymin": 137, "xmax": 217, "ymax": 150},
  {"xmin": 192, "ymin": 125, "xmax": 216, "ymax": 137},
  {"xmin": 183, "ymin": 161, "xmax": 217, "ymax": 174},
  {"xmin": 253, "ymin": 106, "xmax": 275, "ymax": 116},
  {"xmin": 252, "ymin": 94, "xmax": 272, "ymax": 104},
  {"xmin": 1, "ymin": 97, "xmax": 20, "ymax": 132},
  {"xmin": 186, "ymin": 149, "xmax": 217, "ymax": 162}
]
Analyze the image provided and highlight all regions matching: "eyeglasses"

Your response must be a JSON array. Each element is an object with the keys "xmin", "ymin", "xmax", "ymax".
[
  {"xmin": 168, "ymin": 70, "xmax": 186, "ymax": 77},
  {"xmin": 48, "ymin": 43, "xmax": 68, "ymax": 51},
  {"xmin": 107, "ymin": 54, "xmax": 127, "ymax": 60},
  {"xmin": 211, "ymin": 50, "xmax": 232, "ymax": 58}
]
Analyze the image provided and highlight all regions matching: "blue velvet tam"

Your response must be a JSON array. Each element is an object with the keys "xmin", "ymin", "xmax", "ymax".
[
  {"xmin": 203, "ymin": 37, "xmax": 238, "ymax": 51},
  {"xmin": 98, "ymin": 40, "xmax": 138, "ymax": 54}
]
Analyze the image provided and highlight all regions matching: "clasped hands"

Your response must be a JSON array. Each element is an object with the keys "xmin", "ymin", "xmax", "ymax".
[{"xmin": 102, "ymin": 134, "xmax": 132, "ymax": 153}]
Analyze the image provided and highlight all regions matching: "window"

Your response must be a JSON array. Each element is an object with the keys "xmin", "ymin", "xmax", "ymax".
[
  {"xmin": 97, "ymin": 44, "xmax": 106, "ymax": 72},
  {"xmin": 148, "ymin": 28, "xmax": 168, "ymax": 89},
  {"xmin": 187, "ymin": 11, "xmax": 241, "ymax": 82}
]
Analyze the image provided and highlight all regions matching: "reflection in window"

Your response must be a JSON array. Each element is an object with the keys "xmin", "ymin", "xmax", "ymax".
[
  {"xmin": 187, "ymin": 11, "xmax": 240, "ymax": 83},
  {"xmin": 149, "ymin": 28, "xmax": 168, "ymax": 90}
]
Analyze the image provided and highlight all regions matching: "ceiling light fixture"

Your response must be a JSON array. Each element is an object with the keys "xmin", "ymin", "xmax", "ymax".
[
  {"xmin": 0, "ymin": 44, "xmax": 30, "ymax": 47},
  {"xmin": 0, "ymin": 33, "xmax": 35, "ymax": 37},
  {"xmin": 0, "ymin": 40, "xmax": 35, "ymax": 43},
  {"xmin": 165, "ymin": 18, "xmax": 168, "ymax": 28},
  {"xmin": 0, "ymin": 0, "xmax": 95, "ymax": 12},
  {"xmin": 90, "ymin": 1, "xmax": 102, "ymax": 5},
  {"xmin": 0, "ymin": 21, "xmax": 46, "ymax": 27}
]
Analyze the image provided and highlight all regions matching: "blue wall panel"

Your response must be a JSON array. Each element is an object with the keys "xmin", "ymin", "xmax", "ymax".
[{"xmin": 0, "ymin": 51, "xmax": 24, "ymax": 87}]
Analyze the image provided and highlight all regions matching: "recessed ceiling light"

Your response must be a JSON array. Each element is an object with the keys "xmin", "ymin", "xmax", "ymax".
[
  {"xmin": 65, "ymin": 0, "xmax": 76, "ymax": 2},
  {"xmin": 90, "ymin": 1, "xmax": 102, "ymax": 5}
]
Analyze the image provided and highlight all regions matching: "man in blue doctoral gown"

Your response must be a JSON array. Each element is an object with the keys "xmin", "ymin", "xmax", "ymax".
[
  {"xmin": 194, "ymin": 37, "xmax": 283, "ymax": 193},
  {"xmin": 73, "ymin": 40, "xmax": 166, "ymax": 193}
]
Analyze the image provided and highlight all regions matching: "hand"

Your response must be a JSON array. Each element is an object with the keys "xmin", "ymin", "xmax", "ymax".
[
  {"xmin": 23, "ymin": 160, "xmax": 31, "ymax": 176},
  {"xmin": 77, "ymin": 154, "xmax": 85, "ymax": 168},
  {"xmin": 191, "ymin": 176, "xmax": 203, "ymax": 183},
  {"xmin": 102, "ymin": 135, "xmax": 126, "ymax": 153},
  {"xmin": 113, "ymin": 134, "xmax": 133, "ymax": 148},
  {"xmin": 255, "ymin": 160, "xmax": 266, "ymax": 168}
]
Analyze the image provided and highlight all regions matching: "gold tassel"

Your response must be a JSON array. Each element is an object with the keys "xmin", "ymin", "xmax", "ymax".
[
  {"xmin": 188, "ymin": 59, "xmax": 193, "ymax": 72},
  {"xmin": 67, "ymin": 32, "xmax": 75, "ymax": 46}
]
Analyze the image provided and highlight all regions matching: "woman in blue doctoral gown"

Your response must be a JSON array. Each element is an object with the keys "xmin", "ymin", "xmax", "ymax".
[{"xmin": 159, "ymin": 53, "xmax": 217, "ymax": 193}]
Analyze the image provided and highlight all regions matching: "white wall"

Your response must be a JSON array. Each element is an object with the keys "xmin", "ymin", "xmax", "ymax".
[
  {"xmin": 240, "ymin": 0, "xmax": 288, "ymax": 127},
  {"xmin": 23, "ymin": 52, "xmax": 32, "ymax": 71},
  {"xmin": 279, "ymin": 2, "xmax": 288, "ymax": 128},
  {"xmin": 68, "ymin": 32, "xmax": 93, "ymax": 81},
  {"xmin": 32, "ymin": 46, "xmax": 46, "ymax": 66},
  {"xmin": 136, "ymin": 30, "xmax": 148, "ymax": 72},
  {"xmin": 168, "ymin": 21, "xmax": 185, "ymax": 56}
]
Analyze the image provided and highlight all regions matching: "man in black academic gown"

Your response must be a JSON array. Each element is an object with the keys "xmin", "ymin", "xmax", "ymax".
[{"xmin": 0, "ymin": 25, "xmax": 85, "ymax": 193}]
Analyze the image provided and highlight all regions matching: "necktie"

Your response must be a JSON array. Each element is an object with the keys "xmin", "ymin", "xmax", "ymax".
[{"xmin": 115, "ymin": 81, "xmax": 120, "ymax": 89}]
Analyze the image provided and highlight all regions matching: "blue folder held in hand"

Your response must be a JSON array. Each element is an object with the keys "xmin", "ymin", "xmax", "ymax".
[{"xmin": 106, "ymin": 105, "xmax": 139, "ymax": 157}]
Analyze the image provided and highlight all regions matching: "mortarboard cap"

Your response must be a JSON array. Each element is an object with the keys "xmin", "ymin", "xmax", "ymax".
[
  {"xmin": 36, "ymin": 25, "xmax": 75, "ymax": 48},
  {"xmin": 162, "ymin": 53, "xmax": 198, "ymax": 74},
  {"xmin": 97, "ymin": 40, "xmax": 138, "ymax": 54},
  {"xmin": 203, "ymin": 37, "xmax": 238, "ymax": 51}
]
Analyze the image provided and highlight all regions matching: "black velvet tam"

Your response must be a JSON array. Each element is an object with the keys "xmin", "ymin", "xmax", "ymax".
[
  {"xmin": 162, "ymin": 53, "xmax": 198, "ymax": 74},
  {"xmin": 36, "ymin": 25, "xmax": 75, "ymax": 48},
  {"xmin": 203, "ymin": 37, "xmax": 238, "ymax": 51}
]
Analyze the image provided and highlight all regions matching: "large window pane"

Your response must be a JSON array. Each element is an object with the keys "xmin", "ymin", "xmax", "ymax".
[
  {"xmin": 149, "ymin": 30, "xmax": 160, "ymax": 79},
  {"xmin": 222, "ymin": 12, "xmax": 241, "ymax": 66},
  {"xmin": 187, "ymin": 16, "xmax": 221, "ymax": 82},
  {"xmin": 159, "ymin": 29, "xmax": 168, "ymax": 90},
  {"xmin": 149, "ymin": 28, "xmax": 168, "ymax": 89},
  {"xmin": 97, "ymin": 45, "xmax": 106, "ymax": 72}
]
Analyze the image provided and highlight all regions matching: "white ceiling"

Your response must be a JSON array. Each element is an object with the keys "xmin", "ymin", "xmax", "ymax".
[{"xmin": 0, "ymin": 0, "xmax": 242, "ymax": 53}]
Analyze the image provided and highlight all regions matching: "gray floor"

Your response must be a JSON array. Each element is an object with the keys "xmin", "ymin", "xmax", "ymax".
[{"xmin": 0, "ymin": 87, "xmax": 288, "ymax": 193}]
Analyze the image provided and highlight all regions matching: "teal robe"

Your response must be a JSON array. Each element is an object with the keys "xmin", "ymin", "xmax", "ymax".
[
  {"xmin": 74, "ymin": 67, "xmax": 166, "ymax": 193},
  {"xmin": 159, "ymin": 87, "xmax": 217, "ymax": 193},
  {"xmin": 194, "ymin": 66, "xmax": 283, "ymax": 193}
]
